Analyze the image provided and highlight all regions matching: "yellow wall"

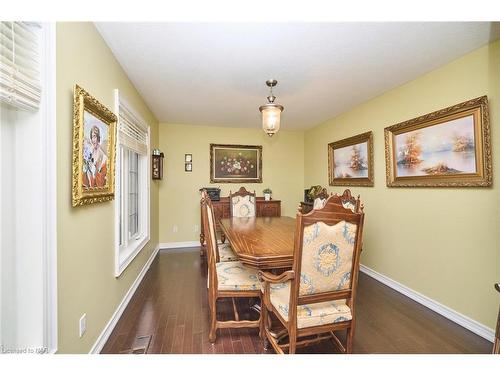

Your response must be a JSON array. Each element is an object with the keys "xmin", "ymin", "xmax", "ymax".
[
  {"xmin": 158, "ymin": 123, "xmax": 304, "ymax": 243},
  {"xmin": 304, "ymin": 41, "xmax": 500, "ymax": 329},
  {"xmin": 56, "ymin": 22, "xmax": 159, "ymax": 353},
  {"xmin": 55, "ymin": 23, "xmax": 498, "ymax": 353}
]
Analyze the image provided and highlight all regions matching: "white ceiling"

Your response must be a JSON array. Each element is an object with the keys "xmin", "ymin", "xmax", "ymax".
[{"xmin": 96, "ymin": 22, "xmax": 500, "ymax": 130}]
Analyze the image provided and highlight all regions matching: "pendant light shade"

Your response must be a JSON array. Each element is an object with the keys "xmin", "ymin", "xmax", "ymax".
[{"xmin": 259, "ymin": 79, "xmax": 284, "ymax": 137}]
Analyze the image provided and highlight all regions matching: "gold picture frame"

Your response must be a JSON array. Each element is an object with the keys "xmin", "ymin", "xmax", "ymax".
[
  {"xmin": 72, "ymin": 84, "xmax": 117, "ymax": 206},
  {"xmin": 328, "ymin": 131, "xmax": 374, "ymax": 187},
  {"xmin": 210, "ymin": 144, "xmax": 262, "ymax": 183},
  {"xmin": 384, "ymin": 96, "xmax": 491, "ymax": 187}
]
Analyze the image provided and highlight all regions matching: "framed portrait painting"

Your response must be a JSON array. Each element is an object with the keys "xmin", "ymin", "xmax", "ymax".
[
  {"xmin": 384, "ymin": 96, "xmax": 491, "ymax": 187},
  {"xmin": 72, "ymin": 84, "xmax": 117, "ymax": 206},
  {"xmin": 328, "ymin": 131, "xmax": 374, "ymax": 187},
  {"xmin": 210, "ymin": 144, "xmax": 262, "ymax": 183}
]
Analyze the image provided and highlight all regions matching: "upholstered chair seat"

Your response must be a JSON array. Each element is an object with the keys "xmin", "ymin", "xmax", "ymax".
[
  {"xmin": 218, "ymin": 242, "xmax": 238, "ymax": 262},
  {"xmin": 215, "ymin": 261, "xmax": 261, "ymax": 291},
  {"xmin": 269, "ymin": 281, "xmax": 352, "ymax": 329}
]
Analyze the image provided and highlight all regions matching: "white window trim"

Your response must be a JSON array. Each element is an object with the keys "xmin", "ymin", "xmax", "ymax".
[
  {"xmin": 0, "ymin": 22, "xmax": 57, "ymax": 353},
  {"xmin": 114, "ymin": 90, "xmax": 150, "ymax": 277},
  {"xmin": 41, "ymin": 22, "xmax": 57, "ymax": 354}
]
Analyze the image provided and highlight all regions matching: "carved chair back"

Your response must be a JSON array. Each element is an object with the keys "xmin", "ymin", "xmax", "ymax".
[
  {"xmin": 290, "ymin": 194, "xmax": 365, "ymax": 328},
  {"xmin": 310, "ymin": 187, "xmax": 328, "ymax": 210},
  {"xmin": 337, "ymin": 189, "xmax": 362, "ymax": 213},
  {"xmin": 200, "ymin": 190, "xmax": 220, "ymax": 290},
  {"xmin": 229, "ymin": 186, "xmax": 256, "ymax": 218}
]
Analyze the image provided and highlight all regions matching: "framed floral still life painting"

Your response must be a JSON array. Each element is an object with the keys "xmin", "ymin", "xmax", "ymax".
[
  {"xmin": 385, "ymin": 96, "xmax": 491, "ymax": 187},
  {"xmin": 210, "ymin": 144, "xmax": 262, "ymax": 183},
  {"xmin": 72, "ymin": 85, "xmax": 117, "ymax": 206},
  {"xmin": 328, "ymin": 131, "xmax": 374, "ymax": 187}
]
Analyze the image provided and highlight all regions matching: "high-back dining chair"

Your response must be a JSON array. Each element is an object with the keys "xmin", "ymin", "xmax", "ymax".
[
  {"xmin": 259, "ymin": 193, "xmax": 365, "ymax": 354},
  {"xmin": 200, "ymin": 191, "xmax": 262, "ymax": 343},
  {"xmin": 199, "ymin": 190, "xmax": 238, "ymax": 262},
  {"xmin": 229, "ymin": 187, "xmax": 256, "ymax": 218}
]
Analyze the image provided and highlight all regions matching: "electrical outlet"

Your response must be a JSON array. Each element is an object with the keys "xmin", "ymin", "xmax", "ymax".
[
  {"xmin": 194, "ymin": 224, "xmax": 199, "ymax": 233},
  {"xmin": 79, "ymin": 313, "xmax": 87, "ymax": 338},
  {"xmin": 173, "ymin": 225, "xmax": 178, "ymax": 233}
]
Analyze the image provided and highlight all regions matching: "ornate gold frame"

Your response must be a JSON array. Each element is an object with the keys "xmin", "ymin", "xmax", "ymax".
[
  {"xmin": 328, "ymin": 131, "xmax": 374, "ymax": 187},
  {"xmin": 210, "ymin": 144, "xmax": 263, "ymax": 183},
  {"xmin": 72, "ymin": 84, "xmax": 117, "ymax": 206},
  {"xmin": 384, "ymin": 96, "xmax": 491, "ymax": 187}
]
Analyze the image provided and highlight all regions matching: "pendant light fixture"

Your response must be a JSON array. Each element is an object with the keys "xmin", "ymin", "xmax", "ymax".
[{"xmin": 259, "ymin": 79, "xmax": 284, "ymax": 137}]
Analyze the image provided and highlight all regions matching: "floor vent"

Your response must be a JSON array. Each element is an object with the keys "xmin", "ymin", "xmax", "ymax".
[{"xmin": 119, "ymin": 335, "xmax": 152, "ymax": 354}]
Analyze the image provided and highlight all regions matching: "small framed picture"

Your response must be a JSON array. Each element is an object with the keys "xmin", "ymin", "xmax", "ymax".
[
  {"xmin": 185, "ymin": 154, "xmax": 192, "ymax": 163},
  {"xmin": 185, "ymin": 162, "xmax": 192, "ymax": 172}
]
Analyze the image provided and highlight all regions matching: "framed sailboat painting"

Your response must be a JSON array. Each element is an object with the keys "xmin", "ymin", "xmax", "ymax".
[
  {"xmin": 328, "ymin": 131, "xmax": 374, "ymax": 187},
  {"xmin": 384, "ymin": 96, "xmax": 491, "ymax": 187}
]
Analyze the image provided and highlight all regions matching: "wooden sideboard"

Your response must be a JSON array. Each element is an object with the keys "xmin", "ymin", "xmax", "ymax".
[{"xmin": 200, "ymin": 196, "xmax": 281, "ymax": 253}]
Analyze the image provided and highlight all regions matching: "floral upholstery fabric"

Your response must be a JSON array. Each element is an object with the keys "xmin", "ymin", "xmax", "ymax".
[
  {"xmin": 216, "ymin": 261, "xmax": 261, "ymax": 291},
  {"xmin": 218, "ymin": 242, "xmax": 238, "ymax": 262},
  {"xmin": 231, "ymin": 195, "xmax": 256, "ymax": 218},
  {"xmin": 313, "ymin": 198, "xmax": 326, "ymax": 210},
  {"xmin": 269, "ymin": 281, "xmax": 352, "ymax": 329},
  {"xmin": 300, "ymin": 221, "xmax": 357, "ymax": 296}
]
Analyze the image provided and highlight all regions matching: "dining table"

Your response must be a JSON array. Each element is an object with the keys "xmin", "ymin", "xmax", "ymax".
[{"xmin": 218, "ymin": 216, "xmax": 296, "ymax": 270}]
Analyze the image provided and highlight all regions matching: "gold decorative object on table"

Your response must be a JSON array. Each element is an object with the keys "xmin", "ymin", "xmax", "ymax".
[{"xmin": 72, "ymin": 84, "xmax": 117, "ymax": 206}]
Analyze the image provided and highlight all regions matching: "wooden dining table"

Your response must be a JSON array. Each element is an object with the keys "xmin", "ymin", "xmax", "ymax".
[{"xmin": 218, "ymin": 216, "xmax": 296, "ymax": 270}]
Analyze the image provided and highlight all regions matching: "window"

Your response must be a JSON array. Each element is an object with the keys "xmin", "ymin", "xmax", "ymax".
[
  {"xmin": 1, "ymin": 22, "xmax": 57, "ymax": 353},
  {"xmin": 114, "ymin": 90, "xmax": 150, "ymax": 277}
]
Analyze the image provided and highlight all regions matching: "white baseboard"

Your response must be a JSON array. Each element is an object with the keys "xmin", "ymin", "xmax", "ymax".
[
  {"xmin": 360, "ymin": 264, "xmax": 495, "ymax": 343},
  {"xmin": 159, "ymin": 241, "xmax": 200, "ymax": 249},
  {"xmin": 89, "ymin": 244, "xmax": 160, "ymax": 354}
]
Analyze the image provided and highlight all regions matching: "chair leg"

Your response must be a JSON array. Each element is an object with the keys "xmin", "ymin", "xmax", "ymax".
[
  {"xmin": 259, "ymin": 298, "xmax": 267, "ymax": 340},
  {"xmin": 209, "ymin": 298, "xmax": 217, "ymax": 343},
  {"xmin": 288, "ymin": 331, "xmax": 297, "ymax": 354},
  {"xmin": 346, "ymin": 327, "xmax": 354, "ymax": 354}
]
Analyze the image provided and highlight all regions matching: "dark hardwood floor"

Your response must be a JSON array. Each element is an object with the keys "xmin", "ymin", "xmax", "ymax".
[{"xmin": 101, "ymin": 248, "xmax": 492, "ymax": 354}]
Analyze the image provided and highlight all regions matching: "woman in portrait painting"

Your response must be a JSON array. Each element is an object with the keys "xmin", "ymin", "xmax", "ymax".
[{"xmin": 82, "ymin": 125, "xmax": 108, "ymax": 188}]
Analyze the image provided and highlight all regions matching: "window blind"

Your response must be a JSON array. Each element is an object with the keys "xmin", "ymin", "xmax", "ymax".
[
  {"xmin": 118, "ymin": 100, "xmax": 149, "ymax": 155},
  {"xmin": 0, "ymin": 22, "xmax": 41, "ymax": 111}
]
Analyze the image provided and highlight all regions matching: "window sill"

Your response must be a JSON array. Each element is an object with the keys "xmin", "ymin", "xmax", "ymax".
[{"xmin": 115, "ymin": 234, "xmax": 150, "ymax": 277}]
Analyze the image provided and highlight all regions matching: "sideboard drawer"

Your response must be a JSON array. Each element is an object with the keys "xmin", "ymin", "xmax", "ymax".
[{"xmin": 258, "ymin": 202, "xmax": 281, "ymax": 217}]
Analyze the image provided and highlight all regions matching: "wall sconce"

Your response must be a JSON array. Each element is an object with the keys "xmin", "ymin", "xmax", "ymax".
[
  {"xmin": 185, "ymin": 154, "xmax": 192, "ymax": 172},
  {"xmin": 152, "ymin": 149, "xmax": 164, "ymax": 180}
]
